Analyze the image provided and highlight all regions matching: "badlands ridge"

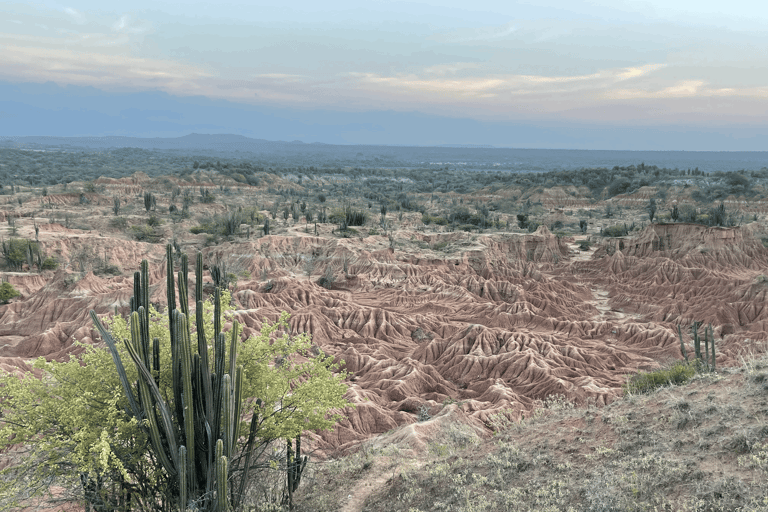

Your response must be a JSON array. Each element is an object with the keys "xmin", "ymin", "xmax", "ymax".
[{"xmin": 2, "ymin": 186, "xmax": 766, "ymax": 456}]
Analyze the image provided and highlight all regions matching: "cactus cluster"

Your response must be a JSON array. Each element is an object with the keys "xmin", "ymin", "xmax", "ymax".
[
  {"xmin": 90, "ymin": 246, "xmax": 255, "ymax": 511},
  {"xmin": 678, "ymin": 321, "xmax": 716, "ymax": 372}
]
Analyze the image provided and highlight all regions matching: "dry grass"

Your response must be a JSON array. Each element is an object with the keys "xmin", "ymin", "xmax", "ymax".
[{"xmin": 293, "ymin": 354, "xmax": 768, "ymax": 512}]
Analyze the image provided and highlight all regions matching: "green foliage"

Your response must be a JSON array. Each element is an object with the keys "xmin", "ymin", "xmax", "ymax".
[
  {"xmin": 191, "ymin": 209, "xmax": 263, "ymax": 237},
  {"xmin": 329, "ymin": 207, "xmax": 368, "ymax": 227},
  {"xmin": 129, "ymin": 224, "xmax": 161, "ymax": 243},
  {"xmin": 0, "ymin": 281, "xmax": 20, "ymax": 303},
  {"xmin": 0, "ymin": 254, "xmax": 352, "ymax": 511},
  {"xmin": 607, "ymin": 177, "xmax": 631, "ymax": 197},
  {"xmin": 41, "ymin": 256, "xmax": 59, "ymax": 270},
  {"xmin": 603, "ymin": 224, "xmax": 629, "ymax": 237},
  {"xmin": 421, "ymin": 213, "xmax": 448, "ymax": 226},
  {"xmin": 623, "ymin": 361, "xmax": 697, "ymax": 395},
  {"xmin": 1, "ymin": 238, "xmax": 39, "ymax": 270},
  {"xmin": 677, "ymin": 204, "xmax": 697, "ymax": 223}
]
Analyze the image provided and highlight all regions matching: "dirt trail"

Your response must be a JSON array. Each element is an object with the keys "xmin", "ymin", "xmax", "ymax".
[{"xmin": 340, "ymin": 458, "xmax": 427, "ymax": 512}]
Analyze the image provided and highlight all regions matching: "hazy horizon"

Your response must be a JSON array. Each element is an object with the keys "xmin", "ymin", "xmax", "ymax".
[{"xmin": 1, "ymin": 1, "xmax": 766, "ymax": 150}]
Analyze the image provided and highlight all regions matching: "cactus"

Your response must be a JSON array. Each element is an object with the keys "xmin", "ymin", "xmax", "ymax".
[
  {"xmin": 89, "ymin": 246, "xmax": 255, "ymax": 512},
  {"xmin": 285, "ymin": 435, "xmax": 308, "ymax": 508},
  {"xmin": 216, "ymin": 439, "xmax": 228, "ymax": 512},
  {"xmin": 677, "ymin": 321, "xmax": 716, "ymax": 373},
  {"xmin": 678, "ymin": 325, "xmax": 688, "ymax": 362},
  {"xmin": 179, "ymin": 445, "xmax": 188, "ymax": 512}
]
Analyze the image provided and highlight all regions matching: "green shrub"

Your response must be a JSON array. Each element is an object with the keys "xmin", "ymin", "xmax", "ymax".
[
  {"xmin": 603, "ymin": 224, "xmax": 629, "ymax": 237},
  {"xmin": 421, "ymin": 214, "xmax": 448, "ymax": 225},
  {"xmin": 109, "ymin": 217, "xmax": 128, "ymax": 229},
  {"xmin": 190, "ymin": 223, "xmax": 216, "ymax": 235},
  {"xmin": 41, "ymin": 257, "xmax": 59, "ymax": 270},
  {"xmin": 623, "ymin": 361, "xmax": 696, "ymax": 395},
  {"xmin": 0, "ymin": 282, "xmax": 20, "ymax": 303},
  {"xmin": 130, "ymin": 225, "xmax": 161, "ymax": 243}
]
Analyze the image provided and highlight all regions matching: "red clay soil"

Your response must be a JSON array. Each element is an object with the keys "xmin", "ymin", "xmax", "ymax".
[{"xmin": 1, "ymin": 223, "xmax": 767, "ymax": 455}]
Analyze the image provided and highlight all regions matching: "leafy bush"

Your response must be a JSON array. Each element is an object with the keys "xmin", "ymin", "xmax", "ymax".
[
  {"xmin": 41, "ymin": 257, "xmax": 59, "ymax": 270},
  {"xmin": 130, "ymin": 225, "xmax": 161, "ymax": 243},
  {"xmin": 0, "ymin": 281, "xmax": 20, "ymax": 303},
  {"xmin": 603, "ymin": 224, "xmax": 629, "ymax": 237},
  {"xmin": 421, "ymin": 214, "xmax": 448, "ymax": 225},
  {"xmin": 623, "ymin": 361, "xmax": 696, "ymax": 395},
  {"xmin": 607, "ymin": 178, "xmax": 632, "ymax": 197}
]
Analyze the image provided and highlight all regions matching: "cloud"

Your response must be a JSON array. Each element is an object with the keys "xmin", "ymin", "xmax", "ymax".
[
  {"xmin": 617, "ymin": 64, "xmax": 667, "ymax": 81},
  {"xmin": 10, "ymin": 20, "xmax": 22, "ymax": 25},
  {"xmin": 64, "ymin": 8, "xmax": 86, "ymax": 25},
  {"xmin": 439, "ymin": 22, "xmax": 519, "ymax": 43},
  {"xmin": 0, "ymin": 45, "xmax": 212, "ymax": 92},
  {"xmin": 112, "ymin": 15, "xmax": 151, "ymax": 35}
]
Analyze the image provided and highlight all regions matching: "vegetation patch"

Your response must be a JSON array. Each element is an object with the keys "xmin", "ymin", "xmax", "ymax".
[{"xmin": 622, "ymin": 360, "xmax": 697, "ymax": 395}]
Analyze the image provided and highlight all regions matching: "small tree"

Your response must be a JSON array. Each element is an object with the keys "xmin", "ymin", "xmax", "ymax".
[
  {"xmin": 648, "ymin": 198, "xmax": 656, "ymax": 223},
  {"xmin": 0, "ymin": 281, "xmax": 19, "ymax": 304}
]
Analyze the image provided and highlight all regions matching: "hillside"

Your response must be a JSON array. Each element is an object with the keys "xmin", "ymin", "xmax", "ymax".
[{"xmin": 1, "ymin": 166, "xmax": 768, "ymax": 511}]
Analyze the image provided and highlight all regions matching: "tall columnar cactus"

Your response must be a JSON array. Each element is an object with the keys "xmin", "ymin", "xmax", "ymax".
[
  {"xmin": 678, "ymin": 321, "xmax": 716, "ymax": 372},
  {"xmin": 90, "ymin": 246, "xmax": 259, "ymax": 512},
  {"xmin": 285, "ymin": 436, "xmax": 308, "ymax": 509}
]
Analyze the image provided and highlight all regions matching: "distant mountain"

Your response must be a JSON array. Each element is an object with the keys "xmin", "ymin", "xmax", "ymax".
[
  {"xmin": 437, "ymin": 144, "xmax": 497, "ymax": 148},
  {"xmin": 0, "ymin": 133, "xmax": 306, "ymax": 152}
]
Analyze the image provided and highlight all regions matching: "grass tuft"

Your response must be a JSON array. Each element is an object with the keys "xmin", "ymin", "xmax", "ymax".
[{"xmin": 623, "ymin": 360, "xmax": 697, "ymax": 395}]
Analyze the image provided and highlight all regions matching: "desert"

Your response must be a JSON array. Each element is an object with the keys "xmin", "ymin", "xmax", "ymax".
[{"xmin": 1, "ymin": 146, "xmax": 768, "ymax": 511}]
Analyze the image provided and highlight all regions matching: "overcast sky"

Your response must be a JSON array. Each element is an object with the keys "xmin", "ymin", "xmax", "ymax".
[{"xmin": 1, "ymin": 1, "xmax": 766, "ymax": 149}]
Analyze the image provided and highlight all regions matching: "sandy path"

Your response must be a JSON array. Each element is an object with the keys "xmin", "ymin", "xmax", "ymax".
[{"xmin": 339, "ymin": 457, "xmax": 427, "ymax": 512}]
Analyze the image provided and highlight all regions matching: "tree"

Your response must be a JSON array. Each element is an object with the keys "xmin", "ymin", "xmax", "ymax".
[
  {"xmin": 0, "ymin": 281, "xmax": 19, "ymax": 303},
  {"xmin": 648, "ymin": 198, "xmax": 656, "ymax": 223},
  {"xmin": 0, "ymin": 248, "xmax": 352, "ymax": 511}
]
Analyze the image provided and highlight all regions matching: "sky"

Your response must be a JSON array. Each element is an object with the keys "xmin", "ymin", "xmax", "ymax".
[{"xmin": 0, "ymin": 1, "xmax": 766, "ymax": 150}]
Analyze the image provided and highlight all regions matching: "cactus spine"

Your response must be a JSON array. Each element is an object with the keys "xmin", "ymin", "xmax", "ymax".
[{"xmin": 90, "ymin": 245, "xmax": 252, "ymax": 512}]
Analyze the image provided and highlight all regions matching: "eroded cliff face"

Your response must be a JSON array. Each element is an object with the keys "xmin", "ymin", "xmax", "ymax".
[{"xmin": 2, "ymin": 223, "xmax": 766, "ymax": 453}]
